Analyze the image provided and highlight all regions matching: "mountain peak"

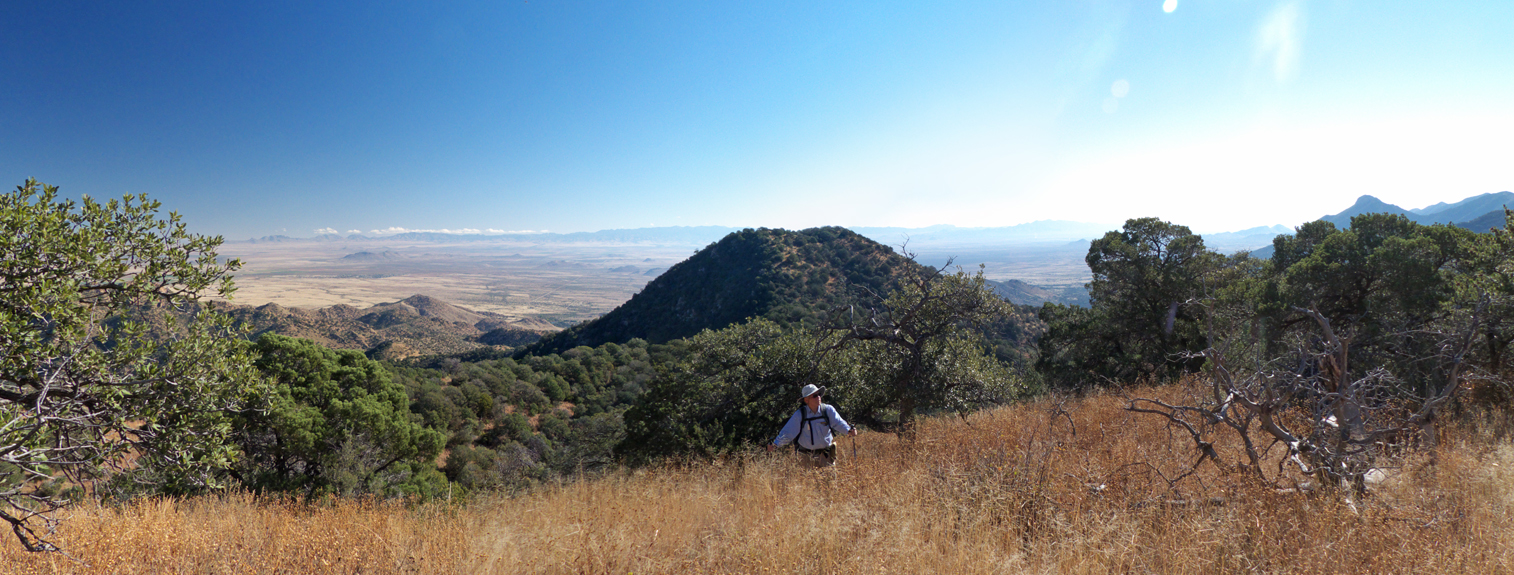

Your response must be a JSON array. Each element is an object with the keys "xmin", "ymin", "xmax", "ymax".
[
  {"xmin": 1321, "ymin": 195, "xmax": 1411, "ymax": 227},
  {"xmin": 1348, "ymin": 195, "xmax": 1393, "ymax": 209},
  {"xmin": 1320, "ymin": 191, "xmax": 1514, "ymax": 228}
]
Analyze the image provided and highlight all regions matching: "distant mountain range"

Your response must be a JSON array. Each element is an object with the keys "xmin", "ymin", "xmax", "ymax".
[
  {"xmin": 247, "ymin": 189, "xmax": 1511, "ymax": 252},
  {"xmin": 247, "ymin": 220, "xmax": 1122, "ymax": 248},
  {"xmin": 1321, "ymin": 191, "xmax": 1512, "ymax": 230},
  {"xmin": 849, "ymin": 221, "xmax": 1118, "ymax": 246},
  {"xmin": 1195, "ymin": 225, "xmax": 1294, "ymax": 252},
  {"xmin": 241, "ymin": 191, "xmax": 1512, "ymax": 313},
  {"xmin": 247, "ymin": 226, "xmax": 744, "ymax": 245},
  {"xmin": 1244, "ymin": 191, "xmax": 1512, "ymax": 259}
]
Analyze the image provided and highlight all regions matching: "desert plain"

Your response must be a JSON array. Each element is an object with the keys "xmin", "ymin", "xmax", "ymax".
[{"xmin": 214, "ymin": 234, "xmax": 1095, "ymax": 325}]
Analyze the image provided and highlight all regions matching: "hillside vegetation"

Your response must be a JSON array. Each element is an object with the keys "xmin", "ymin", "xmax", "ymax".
[
  {"xmin": 5, "ymin": 388, "xmax": 1511, "ymax": 574},
  {"xmin": 521, "ymin": 226, "xmax": 923, "ymax": 355},
  {"xmin": 223, "ymin": 295, "xmax": 555, "ymax": 359}
]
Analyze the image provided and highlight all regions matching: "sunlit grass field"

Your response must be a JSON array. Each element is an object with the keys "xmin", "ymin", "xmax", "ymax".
[{"xmin": 5, "ymin": 384, "xmax": 1512, "ymax": 574}]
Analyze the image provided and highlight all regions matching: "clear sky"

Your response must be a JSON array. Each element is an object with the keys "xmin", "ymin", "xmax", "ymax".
[{"xmin": 4, "ymin": 1, "xmax": 1511, "ymax": 239}]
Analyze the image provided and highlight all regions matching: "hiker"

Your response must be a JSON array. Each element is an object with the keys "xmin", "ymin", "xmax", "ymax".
[{"xmin": 766, "ymin": 384, "xmax": 856, "ymax": 467}]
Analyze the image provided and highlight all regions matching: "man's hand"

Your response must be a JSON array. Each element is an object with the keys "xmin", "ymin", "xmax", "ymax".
[
  {"xmin": 766, "ymin": 443, "xmax": 775, "ymax": 452},
  {"xmin": 848, "ymin": 428, "xmax": 858, "ymax": 437}
]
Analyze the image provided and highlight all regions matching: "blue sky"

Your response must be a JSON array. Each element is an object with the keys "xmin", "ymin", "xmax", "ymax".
[{"xmin": 4, "ymin": 1, "xmax": 1511, "ymax": 239}]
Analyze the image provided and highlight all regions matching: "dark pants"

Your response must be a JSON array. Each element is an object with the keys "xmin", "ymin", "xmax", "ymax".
[{"xmin": 796, "ymin": 444, "xmax": 837, "ymax": 467}]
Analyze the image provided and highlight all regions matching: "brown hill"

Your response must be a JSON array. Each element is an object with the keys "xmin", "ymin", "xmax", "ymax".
[
  {"xmin": 224, "ymin": 295, "xmax": 557, "ymax": 360},
  {"xmin": 340, "ymin": 250, "xmax": 401, "ymax": 261}
]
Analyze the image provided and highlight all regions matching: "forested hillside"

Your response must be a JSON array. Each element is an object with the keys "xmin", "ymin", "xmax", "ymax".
[
  {"xmin": 520, "ymin": 226, "xmax": 924, "ymax": 355},
  {"xmin": 388, "ymin": 339, "xmax": 675, "ymax": 491},
  {"xmin": 365, "ymin": 225, "xmax": 1048, "ymax": 488}
]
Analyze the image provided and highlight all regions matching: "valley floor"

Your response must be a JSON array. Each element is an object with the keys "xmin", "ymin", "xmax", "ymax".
[{"xmin": 5, "ymin": 387, "xmax": 1513, "ymax": 574}]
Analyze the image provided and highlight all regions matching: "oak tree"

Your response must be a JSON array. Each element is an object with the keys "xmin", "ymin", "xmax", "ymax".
[{"xmin": 0, "ymin": 179, "xmax": 265, "ymax": 551}]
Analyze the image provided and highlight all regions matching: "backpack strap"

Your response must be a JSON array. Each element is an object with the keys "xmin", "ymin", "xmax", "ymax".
[
  {"xmin": 791, "ymin": 408, "xmax": 807, "ymax": 450},
  {"xmin": 798, "ymin": 404, "xmax": 832, "ymax": 449}
]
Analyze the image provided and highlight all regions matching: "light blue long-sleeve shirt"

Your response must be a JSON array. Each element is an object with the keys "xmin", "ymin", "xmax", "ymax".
[{"xmin": 772, "ymin": 403, "xmax": 852, "ymax": 450}]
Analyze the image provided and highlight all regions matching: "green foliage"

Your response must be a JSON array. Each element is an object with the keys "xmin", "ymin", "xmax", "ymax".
[
  {"xmin": 480, "ymin": 411, "xmax": 533, "ymax": 447},
  {"xmin": 1036, "ymin": 214, "xmax": 1501, "ymax": 394},
  {"xmin": 234, "ymin": 334, "xmax": 445, "ymax": 498},
  {"xmin": 522, "ymin": 227, "xmax": 922, "ymax": 355},
  {"xmin": 387, "ymin": 339, "xmax": 653, "ymax": 491},
  {"xmin": 622, "ymin": 267, "xmax": 1031, "ymax": 460},
  {"xmin": 1259, "ymin": 213, "xmax": 1487, "ymax": 394},
  {"xmin": 0, "ymin": 179, "xmax": 266, "ymax": 551},
  {"xmin": 1269, "ymin": 214, "xmax": 1472, "ymax": 325},
  {"xmin": 1051, "ymin": 211, "xmax": 1512, "ymax": 403},
  {"xmin": 837, "ymin": 264, "xmax": 1029, "ymax": 430},
  {"xmin": 1463, "ymin": 210, "xmax": 1514, "ymax": 377},
  {"xmin": 1037, "ymin": 218, "xmax": 1222, "ymax": 388},
  {"xmin": 620, "ymin": 319, "xmax": 829, "ymax": 462}
]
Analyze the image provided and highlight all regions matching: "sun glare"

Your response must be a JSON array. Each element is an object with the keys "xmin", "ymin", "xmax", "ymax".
[
  {"xmin": 1033, "ymin": 114, "xmax": 1514, "ymax": 230},
  {"xmin": 1111, "ymin": 79, "xmax": 1130, "ymax": 98},
  {"xmin": 1163, "ymin": 0, "xmax": 1177, "ymax": 13}
]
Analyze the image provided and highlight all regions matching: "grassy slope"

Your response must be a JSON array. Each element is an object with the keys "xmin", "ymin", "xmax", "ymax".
[{"xmin": 7, "ymin": 383, "xmax": 1512, "ymax": 574}]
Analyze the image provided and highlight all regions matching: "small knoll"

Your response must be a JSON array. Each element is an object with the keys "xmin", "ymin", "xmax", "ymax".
[
  {"xmin": 519, "ymin": 226, "xmax": 1045, "ymax": 362},
  {"xmin": 521, "ymin": 226, "xmax": 921, "ymax": 354},
  {"xmin": 609, "ymin": 265, "xmax": 640, "ymax": 273},
  {"xmin": 536, "ymin": 260, "xmax": 591, "ymax": 269},
  {"xmin": 366, "ymin": 294, "xmax": 494, "ymax": 327},
  {"xmin": 340, "ymin": 250, "xmax": 400, "ymax": 261},
  {"xmin": 224, "ymin": 295, "xmax": 558, "ymax": 360}
]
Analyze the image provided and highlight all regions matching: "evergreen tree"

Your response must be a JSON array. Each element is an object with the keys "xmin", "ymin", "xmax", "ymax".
[{"xmin": 0, "ymin": 179, "xmax": 266, "ymax": 551}]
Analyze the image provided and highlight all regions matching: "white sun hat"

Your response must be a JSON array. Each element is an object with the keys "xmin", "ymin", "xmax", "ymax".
[{"xmin": 799, "ymin": 384, "xmax": 825, "ymax": 400}]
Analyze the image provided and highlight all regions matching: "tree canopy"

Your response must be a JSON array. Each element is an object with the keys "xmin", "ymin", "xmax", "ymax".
[
  {"xmin": 832, "ymin": 262, "xmax": 1026, "ymax": 432},
  {"xmin": 620, "ymin": 262, "xmax": 1030, "ymax": 460},
  {"xmin": 0, "ymin": 179, "xmax": 266, "ymax": 551},
  {"xmin": 233, "ymin": 334, "xmax": 447, "ymax": 498},
  {"xmin": 1037, "ymin": 218, "xmax": 1220, "ymax": 388}
]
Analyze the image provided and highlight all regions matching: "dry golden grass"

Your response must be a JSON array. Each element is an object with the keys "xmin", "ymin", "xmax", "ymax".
[
  {"xmin": 0, "ymin": 494, "xmax": 474, "ymax": 575},
  {"xmin": 6, "ymin": 385, "xmax": 1514, "ymax": 574}
]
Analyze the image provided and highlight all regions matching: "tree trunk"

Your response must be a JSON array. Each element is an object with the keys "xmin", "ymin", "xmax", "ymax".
[{"xmin": 898, "ymin": 395, "xmax": 918, "ymax": 441}]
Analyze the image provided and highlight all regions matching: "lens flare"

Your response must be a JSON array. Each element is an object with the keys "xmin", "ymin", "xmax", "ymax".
[{"xmin": 1163, "ymin": 0, "xmax": 1177, "ymax": 13}]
